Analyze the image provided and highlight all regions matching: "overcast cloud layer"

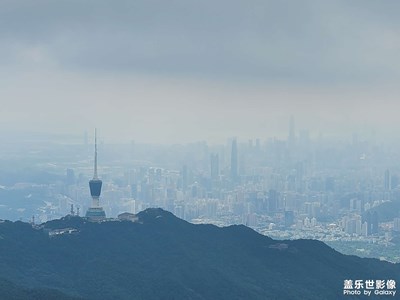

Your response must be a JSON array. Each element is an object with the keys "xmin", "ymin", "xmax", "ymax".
[{"xmin": 1, "ymin": 0, "xmax": 399, "ymax": 143}]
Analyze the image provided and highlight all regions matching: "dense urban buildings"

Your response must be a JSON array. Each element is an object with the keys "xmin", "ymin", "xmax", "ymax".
[{"xmin": 0, "ymin": 120, "xmax": 399, "ymax": 262}]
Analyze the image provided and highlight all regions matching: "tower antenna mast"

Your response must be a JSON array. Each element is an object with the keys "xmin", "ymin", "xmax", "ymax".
[{"xmin": 94, "ymin": 128, "xmax": 98, "ymax": 179}]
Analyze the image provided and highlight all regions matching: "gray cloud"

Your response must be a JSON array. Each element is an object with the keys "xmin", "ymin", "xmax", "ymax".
[
  {"xmin": 1, "ymin": 0, "xmax": 400, "ymax": 143},
  {"xmin": 1, "ymin": 0, "xmax": 400, "ymax": 83}
]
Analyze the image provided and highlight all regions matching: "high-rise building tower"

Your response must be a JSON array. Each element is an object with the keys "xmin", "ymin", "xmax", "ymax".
[
  {"xmin": 230, "ymin": 138, "xmax": 238, "ymax": 183},
  {"xmin": 210, "ymin": 153, "xmax": 219, "ymax": 181},
  {"xmin": 288, "ymin": 115, "xmax": 296, "ymax": 150},
  {"xmin": 86, "ymin": 129, "xmax": 106, "ymax": 221},
  {"xmin": 384, "ymin": 169, "xmax": 391, "ymax": 191}
]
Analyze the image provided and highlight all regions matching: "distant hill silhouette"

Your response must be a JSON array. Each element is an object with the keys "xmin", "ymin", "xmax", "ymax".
[
  {"xmin": 366, "ymin": 200, "xmax": 400, "ymax": 222},
  {"xmin": 0, "ymin": 208, "xmax": 398, "ymax": 299}
]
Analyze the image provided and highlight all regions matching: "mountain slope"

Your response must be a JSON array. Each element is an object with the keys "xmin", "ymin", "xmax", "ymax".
[{"xmin": 0, "ymin": 208, "xmax": 398, "ymax": 299}]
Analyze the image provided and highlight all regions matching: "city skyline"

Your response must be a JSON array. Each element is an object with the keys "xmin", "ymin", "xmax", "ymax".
[{"xmin": 1, "ymin": 123, "xmax": 399, "ymax": 262}]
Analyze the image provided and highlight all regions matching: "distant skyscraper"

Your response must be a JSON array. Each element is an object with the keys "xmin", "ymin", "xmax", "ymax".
[
  {"xmin": 86, "ymin": 129, "xmax": 106, "ymax": 221},
  {"xmin": 268, "ymin": 189, "xmax": 278, "ymax": 212},
  {"xmin": 288, "ymin": 115, "xmax": 296, "ymax": 150},
  {"xmin": 181, "ymin": 165, "xmax": 188, "ymax": 191},
  {"xmin": 371, "ymin": 211, "xmax": 379, "ymax": 234},
  {"xmin": 384, "ymin": 169, "xmax": 391, "ymax": 191},
  {"xmin": 394, "ymin": 218, "xmax": 400, "ymax": 232},
  {"xmin": 210, "ymin": 153, "xmax": 219, "ymax": 181},
  {"xmin": 255, "ymin": 138, "xmax": 260, "ymax": 151},
  {"xmin": 66, "ymin": 168, "xmax": 75, "ymax": 186},
  {"xmin": 364, "ymin": 211, "xmax": 372, "ymax": 235},
  {"xmin": 284, "ymin": 210, "xmax": 294, "ymax": 228},
  {"xmin": 230, "ymin": 139, "xmax": 238, "ymax": 183}
]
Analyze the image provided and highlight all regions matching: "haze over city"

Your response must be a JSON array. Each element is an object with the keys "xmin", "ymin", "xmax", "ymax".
[
  {"xmin": 1, "ymin": 0, "xmax": 400, "ymax": 143},
  {"xmin": 0, "ymin": 1, "xmax": 400, "ymax": 299}
]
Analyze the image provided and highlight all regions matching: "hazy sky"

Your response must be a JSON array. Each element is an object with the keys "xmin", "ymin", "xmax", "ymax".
[{"xmin": 1, "ymin": 0, "xmax": 400, "ymax": 143}]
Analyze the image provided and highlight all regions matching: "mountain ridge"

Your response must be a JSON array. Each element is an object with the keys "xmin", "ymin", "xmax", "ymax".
[{"xmin": 0, "ymin": 208, "xmax": 398, "ymax": 299}]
